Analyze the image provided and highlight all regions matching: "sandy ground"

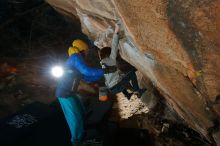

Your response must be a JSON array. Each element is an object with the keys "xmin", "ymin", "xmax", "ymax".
[{"xmin": 114, "ymin": 93, "xmax": 149, "ymax": 119}]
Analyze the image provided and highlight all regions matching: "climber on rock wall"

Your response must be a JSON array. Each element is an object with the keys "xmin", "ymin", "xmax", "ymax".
[
  {"xmin": 55, "ymin": 39, "xmax": 116, "ymax": 146},
  {"xmin": 97, "ymin": 22, "xmax": 146, "ymax": 100}
]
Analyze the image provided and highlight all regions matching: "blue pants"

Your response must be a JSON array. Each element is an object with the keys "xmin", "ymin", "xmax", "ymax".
[{"xmin": 58, "ymin": 96, "xmax": 85, "ymax": 145}]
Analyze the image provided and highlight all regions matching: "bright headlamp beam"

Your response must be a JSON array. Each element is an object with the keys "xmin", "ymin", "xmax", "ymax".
[{"xmin": 51, "ymin": 66, "xmax": 64, "ymax": 78}]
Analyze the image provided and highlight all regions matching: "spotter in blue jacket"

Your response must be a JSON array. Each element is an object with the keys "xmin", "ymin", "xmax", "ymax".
[{"xmin": 55, "ymin": 53, "xmax": 104, "ymax": 145}]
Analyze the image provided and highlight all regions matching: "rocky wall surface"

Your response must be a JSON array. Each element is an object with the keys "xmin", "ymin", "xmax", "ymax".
[{"xmin": 47, "ymin": 0, "xmax": 220, "ymax": 144}]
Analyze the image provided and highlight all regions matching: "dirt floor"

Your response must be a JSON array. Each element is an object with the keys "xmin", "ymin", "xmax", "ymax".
[{"xmin": 0, "ymin": 4, "xmax": 212, "ymax": 146}]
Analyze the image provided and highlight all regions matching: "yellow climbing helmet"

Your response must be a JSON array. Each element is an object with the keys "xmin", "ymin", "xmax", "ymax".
[
  {"xmin": 68, "ymin": 39, "xmax": 89, "ymax": 56},
  {"xmin": 68, "ymin": 46, "xmax": 79, "ymax": 56},
  {"xmin": 73, "ymin": 39, "xmax": 88, "ymax": 51}
]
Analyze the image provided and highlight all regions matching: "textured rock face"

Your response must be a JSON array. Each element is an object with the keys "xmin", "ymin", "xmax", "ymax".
[{"xmin": 47, "ymin": 0, "xmax": 220, "ymax": 144}]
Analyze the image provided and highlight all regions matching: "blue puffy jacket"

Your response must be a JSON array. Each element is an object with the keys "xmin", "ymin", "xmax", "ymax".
[
  {"xmin": 66, "ymin": 54, "xmax": 104, "ymax": 82},
  {"xmin": 56, "ymin": 53, "xmax": 104, "ymax": 97}
]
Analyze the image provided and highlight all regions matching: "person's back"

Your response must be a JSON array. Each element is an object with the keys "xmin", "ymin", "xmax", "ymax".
[
  {"xmin": 99, "ymin": 47, "xmax": 137, "ymax": 89},
  {"xmin": 99, "ymin": 47, "xmax": 122, "ymax": 88}
]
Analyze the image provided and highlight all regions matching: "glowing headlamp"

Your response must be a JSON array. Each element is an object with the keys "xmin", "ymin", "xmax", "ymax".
[{"xmin": 51, "ymin": 66, "xmax": 64, "ymax": 78}]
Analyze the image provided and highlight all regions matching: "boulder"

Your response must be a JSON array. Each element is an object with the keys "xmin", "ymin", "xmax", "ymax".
[{"xmin": 47, "ymin": 0, "xmax": 220, "ymax": 144}]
